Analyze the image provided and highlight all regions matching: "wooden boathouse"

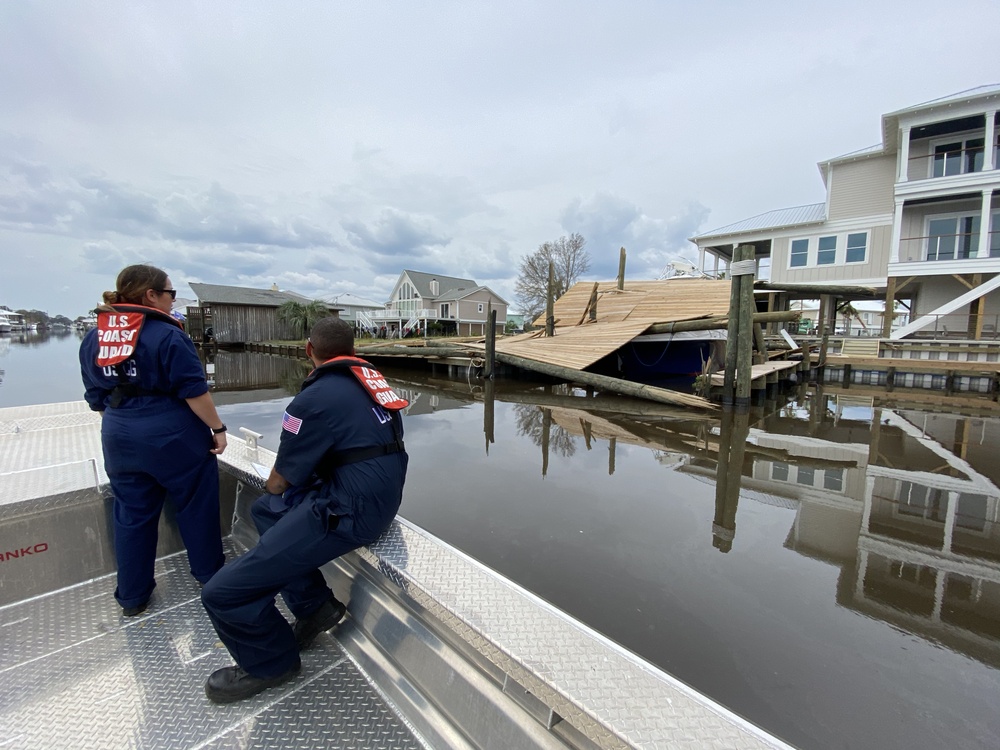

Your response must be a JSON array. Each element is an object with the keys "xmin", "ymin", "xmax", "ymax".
[{"xmin": 187, "ymin": 282, "xmax": 340, "ymax": 345}]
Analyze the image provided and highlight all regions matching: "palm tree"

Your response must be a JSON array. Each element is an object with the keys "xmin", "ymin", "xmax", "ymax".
[{"xmin": 277, "ymin": 300, "xmax": 331, "ymax": 340}]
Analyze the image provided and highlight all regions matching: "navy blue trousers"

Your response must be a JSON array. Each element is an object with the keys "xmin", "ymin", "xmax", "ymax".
[
  {"xmin": 202, "ymin": 490, "xmax": 397, "ymax": 678},
  {"xmin": 103, "ymin": 407, "xmax": 224, "ymax": 609}
]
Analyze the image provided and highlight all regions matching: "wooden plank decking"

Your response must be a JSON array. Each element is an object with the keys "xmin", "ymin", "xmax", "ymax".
[
  {"xmin": 709, "ymin": 360, "xmax": 800, "ymax": 387},
  {"xmin": 549, "ymin": 278, "xmax": 732, "ymax": 328},
  {"xmin": 499, "ymin": 278, "xmax": 734, "ymax": 371}
]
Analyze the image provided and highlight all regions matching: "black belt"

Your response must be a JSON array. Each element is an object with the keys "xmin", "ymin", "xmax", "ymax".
[
  {"xmin": 316, "ymin": 440, "xmax": 405, "ymax": 478},
  {"xmin": 108, "ymin": 384, "xmax": 165, "ymax": 408}
]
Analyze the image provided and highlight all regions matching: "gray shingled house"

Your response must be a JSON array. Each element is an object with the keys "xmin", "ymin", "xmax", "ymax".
[
  {"xmin": 370, "ymin": 270, "xmax": 509, "ymax": 337},
  {"xmin": 187, "ymin": 283, "xmax": 340, "ymax": 344}
]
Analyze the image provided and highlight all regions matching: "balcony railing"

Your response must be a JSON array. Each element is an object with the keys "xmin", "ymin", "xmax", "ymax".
[
  {"xmin": 902, "ymin": 312, "xmax": 1000, "ymax": 339},
  {"xmin": 897, "ymin": 231, "xmax": 1000, "ymax": 263},
  {"xmin": 369, "ymin": 308, "xmax": 437, "ymax": 320},
  {"xmin": 904, "ymin": 141, "xmax": 998, "ymax": 182}
]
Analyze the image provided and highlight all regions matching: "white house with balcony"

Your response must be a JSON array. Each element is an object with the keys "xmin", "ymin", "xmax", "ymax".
[
  {"xmin": 366, "ymin": 270, "xmax": 508, "ymax": 337},
  {"xmin": 692, "ymin": 84, "xmax": 1000, "ymax": 340}
]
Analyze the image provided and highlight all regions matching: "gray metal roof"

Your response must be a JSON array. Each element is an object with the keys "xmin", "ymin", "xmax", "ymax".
[
  {"xmin": 402, "ymin": 270, "xmax": 477, "ymax": 299},
  {"xmin": 325, "ymin": 293, "xmax": 385, "ymax": 309},
  {"xmin": 881, "ymin": 83, "xmax": 1000, "ymax": 151},
  {"xmin": 188, "ymin": 282, "xmax": 321, "ymax": 307},
  {"xmin": 886, "ymin": 83, "xmax": 1000, "ymax": 117},
  {"xmin": 434, "ymin": 284, "xmax": 510, "ymax": 305},
  {"xmin": 691, "ymin": 203, "xmax": 826, "ymax": 242},
  {"xmin": 823, "ymin": 143, "xmax": 885, "ymax": 163}
]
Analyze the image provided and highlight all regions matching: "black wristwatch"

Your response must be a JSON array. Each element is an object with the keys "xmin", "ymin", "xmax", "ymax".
[{"xmin": 211, "ymin": 424, "xmax": 227, "ymax": 434}]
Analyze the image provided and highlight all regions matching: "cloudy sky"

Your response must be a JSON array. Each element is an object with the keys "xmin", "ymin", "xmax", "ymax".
[{"xmin": 1, "ymin": 1, "xmax": 997, "ymax": 318}]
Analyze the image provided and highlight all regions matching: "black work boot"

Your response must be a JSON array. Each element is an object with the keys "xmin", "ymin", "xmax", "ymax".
[
  {"xmin": 205, "ymin": 659, "xmax": 301, "ymax": 704},
  {"xmin": 121, "ymin": 600, "xmax": 149, "ymax": 617},
  {"xmin": 293, "ymin": 595, "xmax": 347, "ymax": 649}
]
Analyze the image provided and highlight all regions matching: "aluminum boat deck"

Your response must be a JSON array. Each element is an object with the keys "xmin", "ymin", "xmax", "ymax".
[{"xmin": 0, "ymin": 401, "xmax": 795, "ymax": 749}]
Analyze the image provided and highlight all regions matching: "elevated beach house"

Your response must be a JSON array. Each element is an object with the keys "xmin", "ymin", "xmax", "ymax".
[
  {"xmin": 365, "ymin": 270, "xmax": 509, "ymax": 337},
  {"xmin": 692, "ymin": 84, "xmax": 1000, "ymax": 340}
]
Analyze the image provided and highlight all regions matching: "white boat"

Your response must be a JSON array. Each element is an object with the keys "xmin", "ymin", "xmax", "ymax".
[
  {"xmin": 2, "ymin": 310, "xmax": 26, "ymax": 331},
  {"xmin": 0, "ymin": 313, "xmax": 11, "ymax": 334}
]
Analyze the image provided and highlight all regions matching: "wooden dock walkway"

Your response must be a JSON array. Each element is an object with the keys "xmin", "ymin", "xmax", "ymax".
[{"xmin": 709, "ymin": 360, "xmax": 801, "ymax": 389}]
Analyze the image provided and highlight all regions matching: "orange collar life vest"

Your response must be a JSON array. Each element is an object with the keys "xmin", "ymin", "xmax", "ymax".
[
  {"xmin": 307, "ymin": 356, "xmax": 409, "ymax": 410},
  {"xmin": 95, "ymin": 304, "xmax": 182, "ymax": 368}
]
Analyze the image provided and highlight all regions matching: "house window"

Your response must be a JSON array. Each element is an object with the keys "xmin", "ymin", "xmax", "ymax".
[
  {"xmin": 927, "ymin": 214, "xmax": 980, "ymax": 261},
  {"xmin": 898, "ymin": 481, "xmax": 946, "ymax": 522},
  {"xmin": 823, "ymin": 469, "xmax": 844, "ymax": 491},
  {"xmin": 790, "ymin": 239, "xmax": 808, "ymax": 268},
  {"xmin": 772, "ymin": 462, "xmax": 789, "ymax": 481},
  {"xmin": 440, "ymin": 303, "xmax": 450, "ymax": 318},
  {"xmin": 817, "ymin": 236, "xmax": 837, "ymax": 265},
  {"xmin": 478, "ymin": 303, "xmax": 484, "ymax": 313},
  {"xmin": 956, "ymin": 494, "xmax": 988, "ymax": 532},
  {"xmin": 796, "ymin": 467, "xmax": 816, "ymax": 486},
  {"xmin": 991, "ymin": 211, "xmax": 1000, "ymax": 258},
  {"xmin": 846, "ymin": 232, "xmax": 867, "ymax": 263},
  {"xmin": 932, "ymin": 137, "xmax": 985, "ymax": 178}
]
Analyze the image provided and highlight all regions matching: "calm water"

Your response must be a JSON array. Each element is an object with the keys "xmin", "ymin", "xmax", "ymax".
[{"xmin": 5, "ymin": 333, "xmax": 1000, "ymax": 750}]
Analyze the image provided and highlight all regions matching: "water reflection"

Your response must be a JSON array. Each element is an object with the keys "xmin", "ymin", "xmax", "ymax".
[{"xmin": 200, "ymin": 348, "xmax": 310, "ymax": 394}]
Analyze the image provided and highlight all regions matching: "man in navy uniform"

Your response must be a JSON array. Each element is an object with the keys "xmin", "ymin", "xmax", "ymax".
[{"xmin": 201, "ymin": 316, "xmax": 408, "ymax": 703}]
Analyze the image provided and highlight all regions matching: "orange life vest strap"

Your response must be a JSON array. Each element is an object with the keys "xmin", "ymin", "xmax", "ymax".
[{"xmin": 314, "ymin": 356, "xmax": 409, "ymax": 410}]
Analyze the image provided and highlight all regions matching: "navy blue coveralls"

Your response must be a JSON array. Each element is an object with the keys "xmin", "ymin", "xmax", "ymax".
[
  {"xmin": 201, "ymin": 359, "xmax": 408, "ymax": 679},
  {"xmin": 80, "ymin": 305, "xmax": 224, "ymax": 610}
]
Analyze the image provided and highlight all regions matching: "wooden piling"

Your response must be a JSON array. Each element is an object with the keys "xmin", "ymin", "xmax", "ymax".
[
  {"xmin": 617, "ymin": 247, "xmax": 626, "ymax": 290},
  {"xmin": 485, "ymin": 305, "xmax": 496, "ymax": 379},
  {"xmin": 545, "ymin": 262, "xmax": 555, "ymax": 337},
  {"xmin": 722, "ymin": 246, "xmax": 744, "ymax": 405},
  {"xmin": 492, "ymin": 350, "xmax": 715, "ymax": 410},
  {"xmin": 735, "ymin": 244, "xmax": 756, "ymax": 407},
  {"xmin": 587, "ymin": 282, "xmax": 599, "ymax": 322},
  {"xmin": 752, "ymin": 321, "xmax": 767, "ymax": 365}
]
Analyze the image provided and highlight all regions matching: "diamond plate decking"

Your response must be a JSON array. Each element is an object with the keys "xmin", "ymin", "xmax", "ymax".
[{"xmin": 0, "ymin": 542, "xmax": 426, "ymax": 750}]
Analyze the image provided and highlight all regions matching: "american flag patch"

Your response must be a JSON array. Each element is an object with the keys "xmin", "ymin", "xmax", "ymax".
[{"xmin": 282, "ymin": 411, "xmax": 303, "ymax": 434}]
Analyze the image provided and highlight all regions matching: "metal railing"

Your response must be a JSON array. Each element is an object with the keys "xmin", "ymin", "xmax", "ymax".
[
  {"xmin": 897, "ymin": 231, "xmax": 1000, "ymax": 263},
  {"xmin": 780, "ymin": 313, "xmax": 1000, "ymax": 339},
  {"xmin": 369, "ymin": 308, "xmax": 437, "ymax": 320},
  {"xmin": 903, "ymin": 143, "xmax": 998, "ymax": 182}
]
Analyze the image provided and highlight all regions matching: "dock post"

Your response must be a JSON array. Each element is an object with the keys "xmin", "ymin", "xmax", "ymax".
[
  {"xmin": 722, "ymin": 245, "xmax": 744, "ymax": 406},
  {"xmin": 617, "ymin": 247, "xmax": 626, "ymax": 290},
  {"xmin": 485, "ymin": 306, "xmax": 496, "ymax": 379},
  {"xmin": 588, "ymin": 282, "xmax": 599, "ymax": 322},
  {"xmin": 882, "ymin": 278, "xmax": 896, "ymax": 338},
  {"xmin": 752, "ymin": 321, "xmax": 767, "ymax": 365},
  {"xmin": 734, "ymin": 244, "xmax": 756, "ymax": 408},
  {"xmin": 545, "ymin": 262, "xmax": 555, "ymax": 337},
  {"xmin": 608, "ymin": 437, "xmax": 617, "ymax": 475}
]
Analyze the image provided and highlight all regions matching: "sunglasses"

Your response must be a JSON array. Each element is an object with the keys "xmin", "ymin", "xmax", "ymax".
[{"xmin": 156, "ymin": 289, "xmax": 177, "ymax": 300}]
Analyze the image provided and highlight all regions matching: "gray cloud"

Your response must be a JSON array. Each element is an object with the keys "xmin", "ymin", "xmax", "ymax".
[
  {"xmin": 0, "ymin": 158, "xmax": 337, "ymax": 251},
  {"xmin": 342, "ymin": 208, "xmax": 451, "ymax": 259},
  {"xmin": 560, "ymin": 193, "xmax": 710, "ymax": 280}
]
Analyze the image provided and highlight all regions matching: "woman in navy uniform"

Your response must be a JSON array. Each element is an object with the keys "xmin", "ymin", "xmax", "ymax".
[
  {"xmin": 201, "ymin": 316, "xmax": 408, "ymax": 704},
  {"xmin": 79, "ymin": 264, "xmax": 227, "ymax": 616}
]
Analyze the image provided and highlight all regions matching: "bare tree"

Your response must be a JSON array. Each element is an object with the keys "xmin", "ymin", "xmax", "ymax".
[{"xmin": 514, "ymin": 233, "xmax": 590, "ymax": 322}]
